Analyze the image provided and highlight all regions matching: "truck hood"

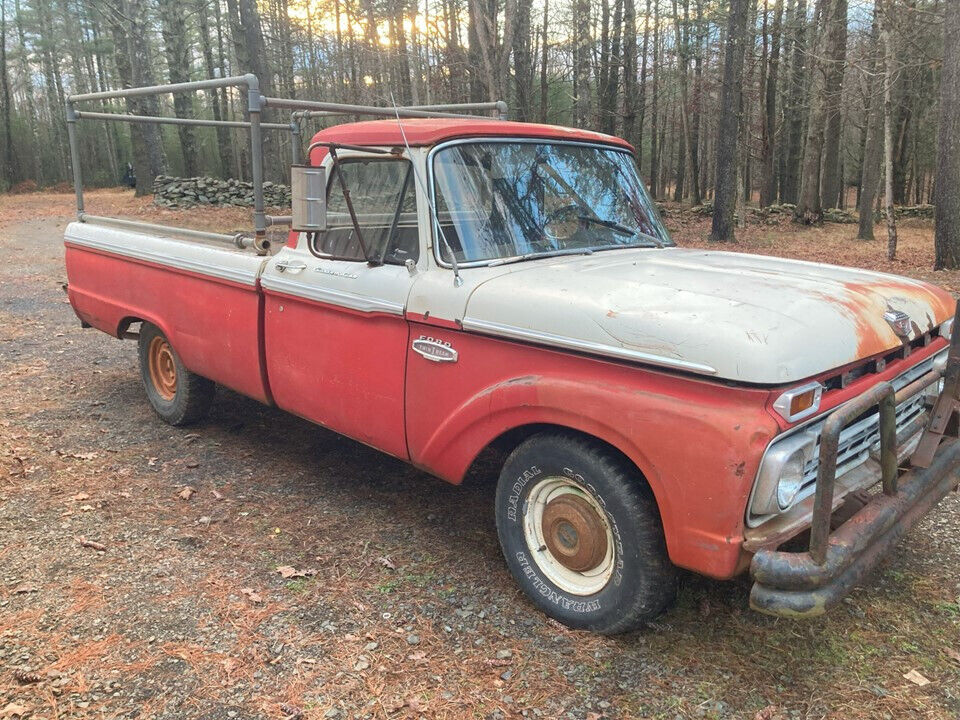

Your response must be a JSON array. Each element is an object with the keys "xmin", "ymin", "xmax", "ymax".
[{"xmin": 460, "ymin": 248, "xmax": 955, "ymax": 384}]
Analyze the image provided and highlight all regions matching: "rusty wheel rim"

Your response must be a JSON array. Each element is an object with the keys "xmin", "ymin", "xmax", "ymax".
[
  {"xmin": 523, "ymin": 477, "xmax": 615, "ymax": 596},
  {"xmin": 541, "ymin": 495, "xmax": 609, "ymax": 572},
  {"xmin": 148, "ymin": 336, "xmax": 177, "ymax": 401}
]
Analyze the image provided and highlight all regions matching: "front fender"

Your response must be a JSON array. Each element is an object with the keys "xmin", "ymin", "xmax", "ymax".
[{"xmin": 404, "ymin": 328, "xmax": 778, "ymax": 578}]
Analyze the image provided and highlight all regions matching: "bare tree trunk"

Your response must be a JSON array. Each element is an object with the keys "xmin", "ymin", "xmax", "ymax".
[
  {"xmin": 0, "ymin": 0, "xmax": 14, "ymax": 183},
  {"xmin": 622, "ymin": 0, "xmax": 637, "ymax": 142},
  {"xmin": 780, "ymin": 0, "xmax": 807, "ymax": 203},
  {"xmin": 109, "ymin": 0, "xmax": 168, "ymax": 195},
  {"xmin": 709, "ymin": 0, "xmax": 750, "ymax": 242},
  {"xmin": 195, "ymin": 0, "xmax": 231, "ymax": 177},
  {"xmin": 857, "ymin": 5, "xmax": 883, "ymax": 240},
  {"xmin": 572, "ymin": 0, "xmax": 591, "ymax": 126},
  {"xmin": 795, "ymin": 0, "xmax": 834, "ymax": 224},
  {"xmin": 820, "ymin": 0, "xmax": 847, "ymax": 209},
  {"xmin": 158, "ymin": 0, "xmax": 198, "ymax": 177},
  {"xmin": 934, "ymin": 0, "xmax": 960, "ymax": 269},
  {"xmin": 760, "ymin": 0, "xmax": 783, "ymax": 206},
  {"xmin": 670, "ymin": 0, "xmax": 698, "ymax": 203},
  {"xmin": 882, "ymin": 1, "xmax": 897, "ymax": 260},
  {"xmin": 512, "ymin": 0, "xmax": 532, "ymax": 121},
  {"xmin": 598, "ymin": 0, "xmax": 622, "ymax": 135},
  {"xmin": 648, "ymin": 0, "xmax": 659, "ymax": 197},
  {"xmin": 539, "ymin": 0, "xmax": 549, "ymax": 122}
]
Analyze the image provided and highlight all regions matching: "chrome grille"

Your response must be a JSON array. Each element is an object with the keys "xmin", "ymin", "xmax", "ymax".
[{"xmin": 799, "ymin": 355, "xmax": 938, "ymax": 488}]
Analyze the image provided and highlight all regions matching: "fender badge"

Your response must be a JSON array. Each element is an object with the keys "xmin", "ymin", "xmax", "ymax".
[
  {"xmin": 884, "ymin": 310, "xmax": 912, "ymax": 338},
  {"xmin": 412, "ymin": 336, "xmax": 458, "ymax": 363}
]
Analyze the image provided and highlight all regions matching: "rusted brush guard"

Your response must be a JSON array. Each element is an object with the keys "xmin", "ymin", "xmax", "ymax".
[{"xmin": 750, "ymin": 303, "xmax": 960, "ymax": 618}]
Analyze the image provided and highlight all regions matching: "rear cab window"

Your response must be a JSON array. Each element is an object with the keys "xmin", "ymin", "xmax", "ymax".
[{"xmin": 312, "ymin": 157, "xmax": 419, "ymax": 265}]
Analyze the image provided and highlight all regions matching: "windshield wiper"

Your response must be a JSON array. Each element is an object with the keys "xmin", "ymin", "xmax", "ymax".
[
  {"xmin": 577, "ymin": 214, "xmax": 637, "ymax": 236},
  {"xmin": 486, "ymin": 247, "xmax": 594, "ymax": 267},
  {"xmin": 575, "ymin": 216, "xmax": 666, "ymax": 248}
]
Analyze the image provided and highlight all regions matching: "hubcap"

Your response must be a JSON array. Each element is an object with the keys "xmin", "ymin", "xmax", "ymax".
[
  {"xmin": 148, "ymin": 336, "xmax": 177, "ymax": 401},
  {"xmin": 541, "ymin": 495, "xmax": 609, "ymax": 572},
  {"xmin": 522, "ymin": 476, "xmax": 615, "ymax": 596}
]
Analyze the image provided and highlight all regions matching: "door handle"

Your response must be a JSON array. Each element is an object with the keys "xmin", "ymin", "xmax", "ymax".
[{"xmin": 275, "ymin": 260, "xmax": 307, "ymax": 274}]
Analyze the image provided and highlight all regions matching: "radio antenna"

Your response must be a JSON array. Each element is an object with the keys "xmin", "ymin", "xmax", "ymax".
[{"xmin": 389, "ymin": 92, "xmax": 463, "ymax": 287}]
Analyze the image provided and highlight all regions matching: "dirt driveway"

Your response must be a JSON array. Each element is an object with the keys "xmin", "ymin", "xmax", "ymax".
[{"xmin": 2, "ymin": 193, "xmax": 960, "ymax": 719}]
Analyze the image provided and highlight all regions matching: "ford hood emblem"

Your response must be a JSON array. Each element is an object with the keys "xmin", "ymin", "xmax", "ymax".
[{"xmin": 883, "ymin": 309, "xmax": 912, "ymax": 338}]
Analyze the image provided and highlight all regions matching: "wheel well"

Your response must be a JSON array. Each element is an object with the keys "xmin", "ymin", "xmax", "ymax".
[
  {"xmin": 117, "ymin": 316, "xmax": 145, "ymax": 339},
  {"xmin": 464, "ymin": 423, "xmax": 656, "ymax": 501}
]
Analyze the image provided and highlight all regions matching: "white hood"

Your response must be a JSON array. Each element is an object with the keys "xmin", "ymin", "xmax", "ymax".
[{"xmin": 460, "ymin": 248, "xmax": 955, "ymax": 384}]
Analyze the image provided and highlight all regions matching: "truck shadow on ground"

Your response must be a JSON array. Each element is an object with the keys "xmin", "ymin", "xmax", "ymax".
[{"xmin": 145, "ymin": 376, "xmax": 758, "ymax": 635}]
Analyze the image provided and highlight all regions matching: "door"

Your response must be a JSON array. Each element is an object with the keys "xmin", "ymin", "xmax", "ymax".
[{"xmin": 261, "ymin": 155, "xmax": 420, "ymax": 459}]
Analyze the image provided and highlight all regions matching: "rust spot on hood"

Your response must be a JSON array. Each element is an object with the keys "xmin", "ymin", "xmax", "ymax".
[{"xmin": 839, "ymin": 278, "xmax": 954, "ymax": 360}]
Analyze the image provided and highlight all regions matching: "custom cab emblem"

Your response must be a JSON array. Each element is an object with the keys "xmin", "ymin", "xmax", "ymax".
[
  {"xmin": 883, "ymin": 309, "xmax": 912, "ymax": 338},
  {"xmin": 412, "ymin": 336, "xmax": 458, "ymax": 363}
]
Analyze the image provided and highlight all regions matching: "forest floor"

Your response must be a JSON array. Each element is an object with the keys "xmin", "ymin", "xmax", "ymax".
[{"xmin": 2, "ymin": 188, "xmax": 960, "ymax": 720}]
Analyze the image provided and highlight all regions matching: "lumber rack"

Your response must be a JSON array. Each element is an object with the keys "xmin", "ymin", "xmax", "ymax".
[{"xmin": 65, "ymin": 74, "xmax": 506, "ymax": 254}]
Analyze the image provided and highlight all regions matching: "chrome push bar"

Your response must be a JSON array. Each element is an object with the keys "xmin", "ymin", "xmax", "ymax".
[{"xmin": 751, "ymin": 301, "xmax": 960, "ymax": 617}]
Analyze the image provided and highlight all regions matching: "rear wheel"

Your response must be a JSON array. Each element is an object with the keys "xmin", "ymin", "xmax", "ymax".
[
  {"xmin": 138, "ymin": 323, "xmax": 214, "ymax": 426},
  {"xmin": 495, "ymin": 431, "xmax": 677, "ymax": 634}
]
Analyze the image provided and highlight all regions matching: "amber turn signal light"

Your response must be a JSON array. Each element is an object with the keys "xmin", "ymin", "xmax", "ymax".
[{"xmin": 772, "ymin": 382, "xmax": 823, "ymax": 423}]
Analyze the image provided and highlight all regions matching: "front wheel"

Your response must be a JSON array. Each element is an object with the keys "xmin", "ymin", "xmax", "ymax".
[
  {"xmin": 495, "ymin": 432, "xmax": 677, "ymax": 634},
  {"xmin": 137, "ymin": 323, "xmax": 214, "ymax": 426}
]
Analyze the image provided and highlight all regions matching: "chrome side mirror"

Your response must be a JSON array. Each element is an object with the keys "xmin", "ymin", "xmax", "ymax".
[{"xmin": 291, "ymin": 165, "xmax": 326, "ymax": 233}]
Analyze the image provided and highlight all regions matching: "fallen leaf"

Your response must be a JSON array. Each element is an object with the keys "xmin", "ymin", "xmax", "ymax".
[
  {"xmin": 221, "ymin": 657, "xmax": 240, "ymax": 675},
  {"xmin": 71, "ymin": 492, "xmax": 90, "ymax": 501},
  {"xmin": 904, "ymin": 669, "xmax": 931, "ymax": 686},
  {"xmin": 377, "ymin": 556, "xmax": 396, "ymax": 571},
  {"xmin": 1, "ymin": 703, "xmax": 29, "ymax": 718},
  {"xmin": 944, "ymin": 647, "xmax": 960, "ymax": 663},
  {"xmin": 79, "ymin": 504, "xmax": 94, "ymax": 512},
  {"xmin": 407, "ymin": 652, "xmax": 426, "ymax": 661},
  {"xmin": 240, "ymin": 588, "xmax": 263, "ymax": 603},
  {"xmin": 276, "ymin": 566, "xmax": 316, "ymax": 579},
  {"xmin": 76, "ymin": 536, "xmax": 107, "ymax": 552},
  {"xmin": 406, "ymin": 696, "xmax": 425, "ymax": 712},
  {"xmin": 178, "ymin": 486, "xmax": 196, "ymax": 501},
  {"xmin": 147, "ymin": 457, "xmax": 158, "ymax": 466},
  {"xmin": 754, "ymin": 706, "xmax": 779, "ymax": 720},
  {"xmin": 212, "ymin": 489, "xmax": 225, "ymax": 501},
  {"xmin": 586, "ymin": 713, "xmax": 602, "ymax": 720},
  {"xmin": 185, "ymin": 459, "xmax": 200, "ymax": 468},
  {"xmin": 279, "ymin": 703, "xmax": 303, "ymax": 720},
  {"xmin": 69, "ymin": 452, "xmax": 98, "ymax": 461},
  {"xmin": 12, "ymin": 583, "xmax": 38, "ymax": 594}
]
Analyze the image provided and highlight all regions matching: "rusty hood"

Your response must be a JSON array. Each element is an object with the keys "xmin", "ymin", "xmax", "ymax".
[{"xmin": 460, "ymin": 248, "xmax": 955, "ymax": 384}]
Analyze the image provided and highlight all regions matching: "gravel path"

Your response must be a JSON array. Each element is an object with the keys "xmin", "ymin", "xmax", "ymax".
[{"xmin": 2, "ymin": 207, "xmax": 960, "ymax": 719}]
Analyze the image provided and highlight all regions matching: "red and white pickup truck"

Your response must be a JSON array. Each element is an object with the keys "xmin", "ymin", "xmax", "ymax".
[{"xmin": 63, "ymin": 85, "xmax": 960, "ymax": 633}]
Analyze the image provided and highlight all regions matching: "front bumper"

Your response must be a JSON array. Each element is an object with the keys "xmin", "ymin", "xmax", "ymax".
[{"xmin": 750, "ymin": 355, "xmax": 960, "ymax": 618}]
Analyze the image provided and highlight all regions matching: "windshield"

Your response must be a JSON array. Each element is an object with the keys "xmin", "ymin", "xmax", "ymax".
[{"xmin": 431, "ymin": 140, "xmax": 673, "ymax": 265}]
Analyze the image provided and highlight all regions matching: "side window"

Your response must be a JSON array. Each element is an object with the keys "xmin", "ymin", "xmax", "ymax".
[{"xmin": 312, "ymin": 158, "xmax": 419, "ymax": 265}]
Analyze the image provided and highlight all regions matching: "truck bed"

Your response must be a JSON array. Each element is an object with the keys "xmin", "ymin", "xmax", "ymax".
[{"xmin": 64, "ymin": 221, "xmax": 272, "ymax": 404}]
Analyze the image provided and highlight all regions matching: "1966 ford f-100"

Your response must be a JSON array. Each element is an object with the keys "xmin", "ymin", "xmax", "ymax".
[{"xmin": 62, "ymin": 76, "xmax": 960, "ymax": 634}]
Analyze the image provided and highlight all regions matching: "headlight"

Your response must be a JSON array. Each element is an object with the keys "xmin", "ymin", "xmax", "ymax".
[
  {"xmin": 751, "ymin": 432, "xmax": 816, "ymax": 517},
  {"xmin": 772, "ymin": 381, "xmax": 823, "ymax": 423},
  {"xmin": 776, "ymin": 448, "xmax": 807, "ymax": 508},
  {"xmin": 941, "ymin": 318, "xmax": 954, "ymax": 340}
]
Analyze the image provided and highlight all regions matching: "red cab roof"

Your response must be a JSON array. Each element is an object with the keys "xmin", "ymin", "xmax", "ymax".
[{"xmin": 307, "ymin": 118, "xmax": 633, "ymax": 162}]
